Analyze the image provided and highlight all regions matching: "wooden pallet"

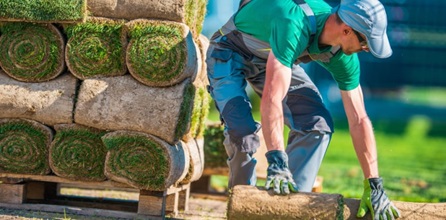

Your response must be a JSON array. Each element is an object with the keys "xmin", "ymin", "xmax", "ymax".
[{"xmin": 0, "ymin": 173, "xmax": 190, "ymax": 219}]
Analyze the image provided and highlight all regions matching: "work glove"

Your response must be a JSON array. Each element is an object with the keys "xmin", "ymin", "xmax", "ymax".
[
  {"xmin": 357, "ymin": 177, "xmax": 401, "ymax": 220},
  {"xmin": 264, "ymin": 150, "xmax": 299, "ymax": 195}
]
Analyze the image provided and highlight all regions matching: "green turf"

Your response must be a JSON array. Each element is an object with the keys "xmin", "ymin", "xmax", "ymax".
[
  {"xmin": 0, "ymin": 0, "xmax": 86, "ymax": 22},
  {"xmin": 126, "ymin": 20, "xmax": 188, "ymax": 86},
  {"xmin": 188, "ymin": 87, "xmax": 211, "ymax": 139},
  {"xmin": 175, "ymin": 82, "xmax": 196, "ymax": 141},
  {"xmin": 0, "ymin": 119, "xmax": 52, "ymax": 175},
  {"xmin": 50, "ymin": 125, "xmax": 107, "ymax": 181},
  {"xmin": 64, "ymin": 18, "xmax": 126, "ymax": 79},
  {"xmin": 318, "ymin": 117, "xmax": 446, "ymax": 202},
  {"xmin": 102, "ymin": 132, "xmax": 169, "ymax": 191},
  {"xmin": 0, "ymin": 22, "xmax": 64, "ymax": 82},
  {"xmin": 196, "ymin": 89, "xmax": 212, "ymax": 138}
]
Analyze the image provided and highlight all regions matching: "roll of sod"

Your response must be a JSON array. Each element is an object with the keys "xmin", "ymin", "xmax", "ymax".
[
  {"xmin": 182, "ymin": 87, "xmax": 211, "ymax": 141},
  {"xmin": 0, "ymin": 71, "xmax": 77, "ymax": 126},
  {"xmin": 0, "ymin": 118, "xmax": 53, "ymax": 175},
  {"xmin": 0, "ymin": 0, "xmax": 86, "ymax": 23},
  {"xmin": 196, "ymin": 89, "xmax": 211, "ymax": 139},
  {"xmin": 228, "ymin": 185, "xmax": 343, "ymax": 220},
  {"xmin": 74, "ymin": 75, "xmax": 195, "ymax": 145},
  {"xmin": 180, "ymin": 138, "xmax": 204, "ymax": 184},
  {"xmin": 64, "ymin": 17, "xmax": 127, "ymax": 80},
  {"xmin": 126, "ymin": 19, "xmax": 198, "ymax": 87},
  {"xmin": 102, "ymin": 130, "xmax": 190, "ymax": 190},
  {"xmin": 0, "ymin": 22, "xmax": 65, "ymax": 82},
  {"xmin": 192, "ymin": 0, "xmax": 208, "ymax": 38},
  {"xmin": 193, "ymin": 34, "xmax": 210, "ymax": 88},
  {"xmin": 49, "ymin": 124, "xmax": 107, "ymax": 181},
  {"xmin": 87, "ymin": 0, "xmax": 203, "ymax": 38}
]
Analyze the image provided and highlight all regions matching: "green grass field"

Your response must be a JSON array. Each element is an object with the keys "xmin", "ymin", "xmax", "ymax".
[
  {"xmin": 318, "ymin": 117, "xmax": 446, "ymax": 202},
  {"xmin": 206, "ymin": 88, "xmax": 446, "ymax": 203}
]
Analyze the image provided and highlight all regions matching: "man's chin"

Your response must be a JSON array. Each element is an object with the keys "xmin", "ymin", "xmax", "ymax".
[{"xmin": 341, "ymin": 50, "xmax": 355, "ymax": 56}]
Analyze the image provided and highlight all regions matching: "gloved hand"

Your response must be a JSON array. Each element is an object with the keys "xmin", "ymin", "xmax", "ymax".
[
  {"xmin": 357, "ymin": 177, "xmax": 401, "ymax": 220},
  {"xmin": 264, "ymin": 150, "xmax": 299, "ymax": 195}
]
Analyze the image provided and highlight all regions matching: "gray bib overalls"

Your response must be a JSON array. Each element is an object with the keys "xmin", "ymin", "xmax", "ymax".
[{"xmin": 206, "ymin": 0, "xmax": 335, "ymax": 192}]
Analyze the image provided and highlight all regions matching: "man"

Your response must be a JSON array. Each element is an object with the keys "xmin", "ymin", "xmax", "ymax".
[{"xmin": 206, "ymin": 0, "xmax": 400, "ymax": 219}]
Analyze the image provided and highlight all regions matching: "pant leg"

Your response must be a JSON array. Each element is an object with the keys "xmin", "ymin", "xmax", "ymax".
[
  {"xmin": 283, "ymin": 64, "xmax": 334, "ymax": 192},
  {"xmin": 206, "ymin": 38, "xmax": 261, "ymax": 188},
  {"xmin": 245, "ymin": 60, "xmax": 334, "ymax": 192},
  {"xmin": 285, "ymin": 130, "xmax": 331, "ymax": 192}
]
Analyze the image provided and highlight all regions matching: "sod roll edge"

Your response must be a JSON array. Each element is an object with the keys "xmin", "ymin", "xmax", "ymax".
[
  {"xmin": 87, "ymin": 0, "xmax": 203, "ymax": 38},
  {"xmin": 64, "ymin": 17, "xmax": 127, "ymax": 79},
  {"xmin": 49, "ymin": 124, "xmax": 107, "ymax": 182},
  {"xmin": 126, "ymin": 19, "xmax": 198, "ymax": 87},
  {"xmin": 0, "ymin": 22, "xmax": 66, "ymax": 82},
  {"xmin": 0, "ymin": 0, "xmax": 86, "ymax": 23},
  {"xmin": 0, "ymin": 71, "xmax": 78, "ymax": 126},
  {"xmin": 102, "ymin": 130, "xmax": 190, "ymax": 190},
  {"xmin": 74, "ymin": 75, "xmax": 195, "ymax": 144},
  {"xmin": 0, "ymin": 118, "xmax": 53, "ymax": 175},
  {"xmin": 179, "ymin": 138, "xmax": 204, "ymax": 184}
]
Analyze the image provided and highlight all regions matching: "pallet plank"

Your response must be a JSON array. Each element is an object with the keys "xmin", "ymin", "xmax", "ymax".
[
  {"xmin": 0, "ymin": 183, "xmax": 25, "ymax": 204},
  {"xmin": 0, "ymin": 174, "xmax": 191, "ymax": 218}
]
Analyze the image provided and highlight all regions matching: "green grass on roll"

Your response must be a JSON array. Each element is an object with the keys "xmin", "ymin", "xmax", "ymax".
[
  {"xmin": 187, "ymin": 87, "xmax": 204, "ymax": 139},
  {"xmin": 0, "ymin": 0, "xmax": 86, "ymax": 23},
  {"xmin": 185, "ymin": 0, "xmax": 197, "ymax": 37},
  {"xmin": 194, "ymin": 0, "xmax": 207, "ymax": 38},
  {"xmin": 0, "ymin": 22, "xmax": 65, "ymax": 82},
  {"xmin": 176, "ymin": 82, "xmax": 196, "ymax": 141},
  {"xmin": 64, "ymin": 17, "xmax": 127, "ymax": 79},
  {"xmin": 49, "ymin": 124, "xmax": 107, "ymax": 181},
  {"xmin": 126, "ymin": 19, "xmax": 192, "ymax": 87},
  {"xmin": 0, "ymin": 118, "xmax": 53, "ymax": 175},
  {"xmin": 102, "ymin": 132, "xmax": 169, "ymax": 190},
  {"xmin": 196, "ymin": 88, "xmax": 211, "ymax": 138},
  {"xmin": 187, "ymin": 87, "xmax": 211, "ymax": 139}
]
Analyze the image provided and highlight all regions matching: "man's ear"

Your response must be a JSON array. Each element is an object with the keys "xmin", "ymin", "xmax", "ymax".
[{"xmin": 342, "ymin": 26, "xmax": 353, "ymax": 36}]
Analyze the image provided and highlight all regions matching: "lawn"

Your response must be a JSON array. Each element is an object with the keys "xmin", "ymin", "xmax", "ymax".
[
  {"xmin": 318, "ymin": 117, "xmax": 446, "ymax": 202},
  {"xmin": 206, "ymin": 88, "xmax": 446, "ymax": 203}
]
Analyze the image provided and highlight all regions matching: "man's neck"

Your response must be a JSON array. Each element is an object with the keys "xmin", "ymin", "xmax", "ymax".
[{"xmin": 318, "ymin": 13, "xmax": 340, "ymax": 48}]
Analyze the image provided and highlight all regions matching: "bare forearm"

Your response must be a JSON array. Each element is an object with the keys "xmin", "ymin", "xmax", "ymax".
[
  {"xmin": 262, "ymin": 52, "xmax": 291, "ymax": 152},
  {"xmin": 341, "ymin": 87, "xmax": 379, "ymax": 179},
  {"xmin": 261, "ymin": 99, "xmax": 285, "ymax": 151},
  {"xmin": 349, "ymin": 115, "xmax": 379, "ymax": 178}
]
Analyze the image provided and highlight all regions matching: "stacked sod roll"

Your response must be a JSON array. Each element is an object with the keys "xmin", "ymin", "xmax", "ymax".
[{"xmin": 0, "ymin": 0, "xmax": 210, "ymax": 191}]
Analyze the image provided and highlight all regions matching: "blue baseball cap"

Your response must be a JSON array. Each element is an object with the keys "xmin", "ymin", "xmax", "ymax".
[{"xmin": 333, "ymin": 0, "xmax": 392, "ymax": 58}]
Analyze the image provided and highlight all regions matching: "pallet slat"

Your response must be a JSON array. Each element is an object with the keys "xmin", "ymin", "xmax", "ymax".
[{"xmin": 0, "ymin": 174, "xmax": 191, "ymax": 219}]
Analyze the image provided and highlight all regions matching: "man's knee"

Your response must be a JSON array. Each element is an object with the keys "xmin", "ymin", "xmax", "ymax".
[
  {"xmin": 221, "ymin": 96, "xmax": 260, "ymax": 153},
  {"xmin": 286, "ymin": 87, "xmax": 334, "ymax": 133}
]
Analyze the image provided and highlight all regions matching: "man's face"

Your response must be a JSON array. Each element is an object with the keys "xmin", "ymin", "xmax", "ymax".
[{"xmin": 341, "ymin": 28, "xmax": 370, "ymax": 55}]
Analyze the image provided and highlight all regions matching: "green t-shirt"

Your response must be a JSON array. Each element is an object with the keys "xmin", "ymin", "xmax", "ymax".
[{"xmin": 234, "ymin": 0, "xmax": 360, "ymax": 91}]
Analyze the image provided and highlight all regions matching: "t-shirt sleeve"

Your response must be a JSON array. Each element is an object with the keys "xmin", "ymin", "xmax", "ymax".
[
  {"xmin": 269, "ymin": 17, "xmax": 309, "ymax": 68},
  {"xmin": 316, "ymin": 52, "xmax": 361, "ymax": 91}
]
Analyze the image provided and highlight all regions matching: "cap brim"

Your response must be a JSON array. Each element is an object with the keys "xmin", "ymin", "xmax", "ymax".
[{"xmin": 367, "ymin": 31, "xmax": 392, "ymax": 59}]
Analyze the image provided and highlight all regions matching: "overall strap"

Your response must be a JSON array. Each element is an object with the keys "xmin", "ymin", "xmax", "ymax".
[
  {"xmin": 215, "ymin": 0, "xmax": 324, "ymax": 61},
  {"xmin": 239, "ymin": 0, "xmax": 251, "ymax": 9},
  {"xmin": 293, "ymin": 0, "xmax": 317, "ymax": 36}
]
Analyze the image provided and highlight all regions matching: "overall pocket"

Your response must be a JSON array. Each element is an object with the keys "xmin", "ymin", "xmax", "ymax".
[{"xmin": 208, "ymin": 47, "xmax": 234, "ymax": 80}]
